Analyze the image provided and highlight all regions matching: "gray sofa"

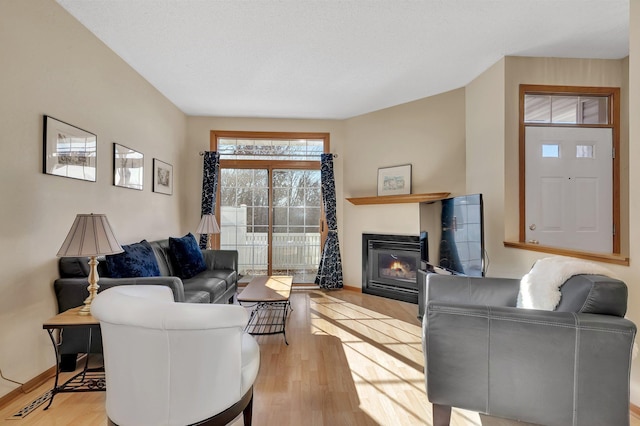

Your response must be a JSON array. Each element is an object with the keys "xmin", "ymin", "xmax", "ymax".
[
  {"xmin": 422, "ymin": 272, "xmax": 636, "ymax": 426},
  {"xmin": 54, "ymin": 238, "xmax": 238, "ymax": 371}
]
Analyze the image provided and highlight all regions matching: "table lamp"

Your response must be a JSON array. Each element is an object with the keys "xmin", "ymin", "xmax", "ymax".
[
  {"xmin": 196, "ymin": 214, "xmax": 220, "ymax": 250},
  {"xmin": 57, "ymin": 213, "xmax": 123, "ymax": 315}
]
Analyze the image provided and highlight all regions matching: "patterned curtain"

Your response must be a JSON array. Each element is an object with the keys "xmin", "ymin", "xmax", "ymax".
[
  {"xmin": 315, "ymin": 153, "xmax": 343, "ymax": 289},
  {"xmin": 199, "ymin": 152, "xmax": 220, "ymax": 249}
]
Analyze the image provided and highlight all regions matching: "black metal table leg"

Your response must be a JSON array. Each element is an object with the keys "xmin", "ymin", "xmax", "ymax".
[
  {"xmin": 78, "ymin": 327, "xmax": 92, "ymax": 383},
  {"xmin": 43, "ymin": 330, "xmax": 60, "ymax": 410},
  {"xmin": 281, "ymin": 301, "xmax": 289, "ymax": 345},
  {"xmin": 44, "ymin": 325, "xmax": 102, "ymax": 410}
]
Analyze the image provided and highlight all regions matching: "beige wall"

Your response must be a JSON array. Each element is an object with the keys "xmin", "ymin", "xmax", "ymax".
[
  {"xmin": 342, "ymin": 89, "xmax": 466, "ymax": 287},
  {"xmin": 465, "ymin": 59, "xmax": 518, "ymax": 276},
  {"xmin": 0, "ymin": 0, "xmax": 187, "ymax": 398}
]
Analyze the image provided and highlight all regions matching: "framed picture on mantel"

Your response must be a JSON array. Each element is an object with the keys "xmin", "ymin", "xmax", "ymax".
[{"xmin": 377, "ymin": 164, "xmax": 411, "ymax": 196}]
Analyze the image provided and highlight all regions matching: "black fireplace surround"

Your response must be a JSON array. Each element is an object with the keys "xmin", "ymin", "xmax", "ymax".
[{"xmin": 362, "ymin": 233, "xmax": 420, "ymax": 304}]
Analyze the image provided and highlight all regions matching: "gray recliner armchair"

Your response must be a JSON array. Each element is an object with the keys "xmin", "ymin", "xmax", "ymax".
[{"xmin": 422, "ymin": 273, "xmax": 636, "ymax": 426}]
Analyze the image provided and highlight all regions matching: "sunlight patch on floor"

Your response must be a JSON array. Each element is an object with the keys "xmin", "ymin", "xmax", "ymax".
[{"xmin": 308, "ymin": 292, "xmax": 431, "ymax": 425}]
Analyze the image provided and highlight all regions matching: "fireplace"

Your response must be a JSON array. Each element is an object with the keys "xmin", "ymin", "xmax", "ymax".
[{"xmin": 362, "ymin": 234, "xmax": 420, "ymax": 303}]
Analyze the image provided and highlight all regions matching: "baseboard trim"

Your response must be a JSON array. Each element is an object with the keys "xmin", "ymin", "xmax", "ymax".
[
  {"xmin": 0, "ymin": 365, "xmax": 56, "ymax": 409},
  {"xmin": 0, "ymin": 353, "xmax": 90, "ymax": 409},
  {"xmin": 342, "ymin": 285, "xmax": 362, "ymax": 293},
  {"xmin": 631, "ymin": 403, "xmax": 640, "ymax": 419}
]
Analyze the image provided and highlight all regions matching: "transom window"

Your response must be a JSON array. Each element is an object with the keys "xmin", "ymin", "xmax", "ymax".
[
  {"xmin": 524, "ymin": 94, "xmax": 609, "ymax": 124},
  {"xmin": 217, "ymin": 137, "xmax": 324, "ymax": 160}
]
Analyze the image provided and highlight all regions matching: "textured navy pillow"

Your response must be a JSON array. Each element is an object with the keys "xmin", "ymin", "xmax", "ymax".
[
  {"xmin": 169, "ymin": 233, "xmax": 206, "ymax": 279},
  {"xmin": 105, "ymin": 240, "xmax": 161, "ymax": 278}
]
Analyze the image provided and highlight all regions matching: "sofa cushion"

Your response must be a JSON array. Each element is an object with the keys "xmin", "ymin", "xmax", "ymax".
[
  {"xmin": 106, "ymin": 240, "xmax": 161, "ymax": 278},
  {"xmin": 184, "ymin": 290, "xmax": 211, "ymax": 303},
  {"xmin": 195, "ymin": 269, "xmax": 238, "ymax": 290},
  {"xmin": 169, "ymin": 233, "xmax": 207, "ymax": 279},
  {"xmin": 58, "ymin": 256, "xmax": 91, "ymax": 278},
  {"xmin": 183, "ymin": 276, "xmax": 227, "ymax": 302},
  {"xmin": 59, "ymin": 256, "xmax": 109, "ymax": 278},
  {"xmin": 147, "ymin": 239, "xmax": 175, "ymax": 277}
]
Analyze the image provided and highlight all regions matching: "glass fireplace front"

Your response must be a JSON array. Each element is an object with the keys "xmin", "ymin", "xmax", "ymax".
[
  {"xmin": 371, "ymin": 250, "xmax": 419, "ymax": 288},
  {"xmin": 362, "ymin": 233, "xmax": 420, "ymax": 304}
]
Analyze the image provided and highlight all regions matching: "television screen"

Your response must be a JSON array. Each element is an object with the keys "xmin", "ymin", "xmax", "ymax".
[
  {"xmin": 419, "ymin": 193, "xmax": 484, "ymax": 276},
  {"xmin": 419, "ymin": 231, "xmax": 429, "ymax": 264}
]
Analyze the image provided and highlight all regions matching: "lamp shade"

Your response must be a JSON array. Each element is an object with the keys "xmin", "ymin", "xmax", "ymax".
[
  {"xmin": 196, "ymin": 214, "xmax": 221, "ymax": 235},
  {"xmin": 57, "ymin": 213, "xmax": 124, "ymax": 257}
]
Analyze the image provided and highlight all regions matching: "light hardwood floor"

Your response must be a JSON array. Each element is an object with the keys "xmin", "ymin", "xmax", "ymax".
[{"xmin": 1, "ymin": 289, "xmax": 638, "ymax": 425}]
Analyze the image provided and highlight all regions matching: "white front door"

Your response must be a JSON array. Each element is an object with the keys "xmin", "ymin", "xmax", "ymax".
[{"xmin": 525, "ymin": 126, "xmax": 612, "ymax": 253}]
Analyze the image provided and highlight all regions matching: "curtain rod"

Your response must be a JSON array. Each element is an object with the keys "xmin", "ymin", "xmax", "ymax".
[{"xmin": 198, "ymin": 151, "xmax": 338, "ymax": 158}]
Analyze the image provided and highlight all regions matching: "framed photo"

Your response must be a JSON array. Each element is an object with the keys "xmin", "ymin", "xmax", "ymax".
[
  {"xmin": 43, "ymin": 116, "xmax": 97, "ymax": 182},
  {"xmin": 153, "ymin": 158, "xmax": 173, "ymax": 195},
  {"xmin": 377, "ymin": 164, "xmax": 412, "ymax": 196},
  {"xmin": 113, "ymin": 143, "xmax": 144, "ymax": 190}
]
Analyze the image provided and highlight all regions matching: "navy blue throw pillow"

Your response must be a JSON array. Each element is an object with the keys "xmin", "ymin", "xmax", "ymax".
[
  {"xmin": 169, "ymin": 233, "xmax": 206, "ymax": 279},
  {"xmin": 105, "ymin": 240, "xmax": 161, "ymax": 278}
]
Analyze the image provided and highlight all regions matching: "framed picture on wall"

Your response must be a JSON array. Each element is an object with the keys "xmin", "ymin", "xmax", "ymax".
[
  {"xmin": 43, "ymin": 115, "xmax": 97, "ymax": 182},
  {"xmin": 153, "ymin": 158, "xmax": 173, "ymax": 195},
  {"xmin": 113, "ymin": 143, "xmax": 144, "ymax": 190},
  {"xmin": 377, "ymin": 164, "xmax": 412, "ymax": 196}
]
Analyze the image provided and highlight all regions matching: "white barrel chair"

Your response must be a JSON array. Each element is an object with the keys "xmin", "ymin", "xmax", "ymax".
[{"xmin": 91, "ymin": 285, "xmax": 259, "ymax": 426}]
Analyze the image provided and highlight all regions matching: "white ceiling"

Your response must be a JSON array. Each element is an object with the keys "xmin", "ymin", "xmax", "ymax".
[{"xmin": 56, "ymin": 0, "xmax": 629, "ymax": 120}]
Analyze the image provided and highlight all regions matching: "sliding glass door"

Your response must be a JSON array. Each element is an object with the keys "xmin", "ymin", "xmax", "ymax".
[
  {"xmin": 272, "ymin": 169, "xmax": 321, "ymax": 282},
  {"xmin": 218, "ymin": 167, "xmax": 322, "ymax": 283},
  {"xmin": 219, "ymin": 168, "xmax": 270, "ymax": 280}
]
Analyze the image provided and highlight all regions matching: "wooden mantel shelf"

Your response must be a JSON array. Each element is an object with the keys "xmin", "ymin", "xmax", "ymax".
[{"xmin": 346, "ymin": 192, "xmax": 450, "ymax": 205}]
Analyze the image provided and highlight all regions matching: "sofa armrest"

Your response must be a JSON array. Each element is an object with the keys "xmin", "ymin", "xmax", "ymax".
[
  {"xmin": 424, "ymin": 302, "xmax": 636, "ymax": 425},
  {"xmin": 54, "ymin": 276, "xmax": 186, "ymax": 312},
  {"xmin": 202, "ymin": 250, "xmax": 238, "ymax": 275}
]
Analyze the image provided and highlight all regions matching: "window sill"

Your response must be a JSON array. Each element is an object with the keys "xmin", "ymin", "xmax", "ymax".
[{"xmin": 503, "ymin": 241, "xmax": 629, "ymax": 266}]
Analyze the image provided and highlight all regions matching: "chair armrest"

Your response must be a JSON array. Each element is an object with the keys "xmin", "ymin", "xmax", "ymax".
[
  {"xmin": 424, "ymin": 302, "xmax": 636, "ymax": 425},
  {"xmin": 54, "ymin": 276, "xmax": 186, "ymax": 311},
  {"xmin": 425, "ymin": 274, "xmax": 521, "ymax": 307},
  {"xmin": 202, "ymin": 250, "xmax": 238, "ymax": 273},
  {"xmin": 93, "ymin": 287, "xmax": 248, "ymax": 330}
]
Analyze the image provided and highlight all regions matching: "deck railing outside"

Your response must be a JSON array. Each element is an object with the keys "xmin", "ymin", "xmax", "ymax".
[{"xmin": 220, "ymin": 231, "xmax": 321, "ymax": 281}]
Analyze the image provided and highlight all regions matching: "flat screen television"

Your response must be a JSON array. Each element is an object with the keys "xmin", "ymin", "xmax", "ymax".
[{"xmin": 419, "ymin": 193, "xmax": 485, "ymax": 276}]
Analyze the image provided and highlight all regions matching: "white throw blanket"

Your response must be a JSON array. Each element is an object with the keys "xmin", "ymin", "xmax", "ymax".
[{"xmin": 517, "ymin": 256, "xmax": 614, "ymax": 310}]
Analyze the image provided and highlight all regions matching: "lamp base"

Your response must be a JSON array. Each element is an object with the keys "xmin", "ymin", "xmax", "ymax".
[{"xmin": 78, "ymin": 256, "xmax": 100, "ymax": 316}]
